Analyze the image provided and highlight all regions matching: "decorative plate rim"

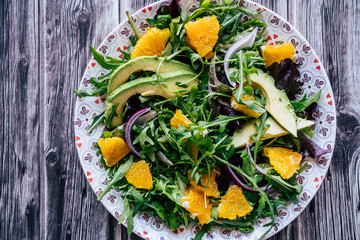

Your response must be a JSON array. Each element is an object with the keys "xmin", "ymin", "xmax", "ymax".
[{"xmin": 74, "ymin": 0, "xmax": 336, "ymax": 239}]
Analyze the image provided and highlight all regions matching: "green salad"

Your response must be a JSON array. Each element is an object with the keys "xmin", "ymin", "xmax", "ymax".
[{"xmin": 75, "ymin": 0, "xmax": 327, "ymax": 239}]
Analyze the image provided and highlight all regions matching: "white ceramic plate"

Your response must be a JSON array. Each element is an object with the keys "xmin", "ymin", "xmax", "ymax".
[{"xmin": 74, "ymin": 1, "xmax": 336, "ymax": 239}]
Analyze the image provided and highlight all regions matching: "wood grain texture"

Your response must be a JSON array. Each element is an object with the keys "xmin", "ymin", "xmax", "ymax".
[{"xmin": 0, "ymin": 0, "xmax": 359, "ymax": 240}]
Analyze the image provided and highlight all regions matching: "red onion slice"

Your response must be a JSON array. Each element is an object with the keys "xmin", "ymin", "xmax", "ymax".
[
  {"xmin": 245, "ymin": 143, "xmax": 267, "ymax": 175},
  {"xmin": 224, "ymin": 27, "xmax": 258, "ymax": 88},
  {"xmin": 225, "ymin": 165, "xmax": 259, "ymax": 193},
  {"xmin": 245, "ymin": 143, "xmax": 275, "ymax": 193},
  {"xmin": 125, "ymin": 107, "xmax": 151, "ymax": 158},
  {"xmin": 209, "ymin": 52, "xmax": 232, "ymax": 94}
]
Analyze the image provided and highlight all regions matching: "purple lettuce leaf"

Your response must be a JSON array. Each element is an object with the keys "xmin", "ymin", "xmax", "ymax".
[
  {"xmin": 298, "ymin": 131, "xmax": 328, "ymax": 158},
  {"xmin": 123, "ymin": 95, "xmax": 146, "ymax": 123},
  {"xmin": 267, "ymin": 58, "xmax": 303, "ymax": 100},
  {"xmin": 211, "ymin": 96, "xmax": 245, "ymax": 134}
]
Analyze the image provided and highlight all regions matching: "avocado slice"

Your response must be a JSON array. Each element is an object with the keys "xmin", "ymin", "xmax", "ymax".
[
  {"xmin": 105, "ymin": 69, "xmax": 198, "ymax": 128},
  {"xmin": 231, "ymin": 117, "xmax": 314, "ymax": 148},
  {"xmin": 248, "ymin": 70, "xmax": 298, "ymax": 136},
  {"xmin": 107, "ymin": 56, "xmax": 193, "ymax": 94}
]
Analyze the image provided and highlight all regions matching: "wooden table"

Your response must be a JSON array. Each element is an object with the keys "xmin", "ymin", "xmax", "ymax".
[{"xmin": 1, "ymin": 0, "xmax": 359, "ymax": 239}]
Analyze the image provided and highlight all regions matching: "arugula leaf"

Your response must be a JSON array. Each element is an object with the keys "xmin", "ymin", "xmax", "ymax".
[
  {"xmin": 233, "ymin": 51, "xmax": 245, "ymax": 103},
  {"xmin": 155, "ymin": 179, "xmax": 184, "ymax": 205},
  {"xmin": 86, "ymin": 112, "xmax": 105, "ymax": 134},
  {"xmin": 241, "ymin": 150, "xmax": 255, "ymax": 177},
  {"xmin": 133, "ymin": 124, "xmax": 155, "ymax": 149},
  {"xmin": 243, "ymin": 99, "xmax": 266, "ymax": 113},
  {"xmin": 89, "ymin": 45, "xmax": 124, "ymax": 70},
  {"xmin": 118, "ymin": 198, "xmax": 134, "ymax": 235},
  {"xmin": 194, "ymin": 224, "xmax": 212, "ymax": 240},
  {"xmin": 251, "ymin": 112, "xmax": 269, "ymax": 165},
  {"xmin": 198, "ymin": 115, "xmax": 250, "ymax": 131},
  {"xmin": 291, "ymin": 91, "xmax": 321, "ymax": 112},
  {"xmin": 147, "ymin": 201, "xmax": 169, "ymax": 225},
  {"xmin": 105, "ymin": 103, "xmax": 119, "ymax": 128},
  {"xmin": 265, "ymin": 170, "xmax": 303, "ymax": 198},
  {"xmin": 169, "ymin": 211, "xmax": 181, "ymax": 229},
  {"xmin": 147, "ymin": 14, "xmax": 172, "ymax": 29},
  {"xmin": 257, "ymin": 195, "xmax": 266, "ymax": 216},
  {"xmin": 169, "ymin": 16, "xmax": 181, "ymax": 52},
  {"xmin": 97, "ymin": 157, "xmax": 133, "ymax": 200}
]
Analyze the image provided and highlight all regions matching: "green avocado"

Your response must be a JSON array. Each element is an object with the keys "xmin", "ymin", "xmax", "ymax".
[
  {"xmin": 105, "ymin": 69, "xmax": 198, "ymax": 128},
  {"xmin": 107, "ymin": 56, "xmax": 193, "ymax": 95},
  {"xmin": 231, "ymin": 117, "xmax": 314, "ymax": 148},
  {"xmin": 248, "ymin": 70, "xmax": 298, "ymax": 136}
]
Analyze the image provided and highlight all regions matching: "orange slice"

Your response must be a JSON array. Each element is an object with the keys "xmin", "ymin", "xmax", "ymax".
[
  {"xmin": 130, "ymin": 28, "xmax": 170, "ymax": 59},
  {"xmin": 185, "ymin": 15, "xmax": 220, "ymax": 57},
  {"xmin": 125, "ymin": 160, "xmax": 153, "ymax": 189},
  {"xmin": 97, "ymin": 137, "xmax": 131, "ymax": 167},
  {"xmin": 218, "ymin": 185, "xmax": 253, "ymax": 220},
  {"xmin": 181, "ymin": 185, "xmax": 212, "ymax": 224},
  {"xmin": 264, "ymin": 147, "xmax": 302, "ymax": 179},
  {"xmin": 261, "ymin": 43, "xmax": 295, "ymax": 68},
  {"xmin": 170, "ymin": 109, "xmax": 192, "ymax": 128}
]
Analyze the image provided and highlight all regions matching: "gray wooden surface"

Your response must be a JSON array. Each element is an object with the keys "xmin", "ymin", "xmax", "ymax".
[{"xmin": 0, "ymin": 0, "xmax": 359, "ymax": 239}]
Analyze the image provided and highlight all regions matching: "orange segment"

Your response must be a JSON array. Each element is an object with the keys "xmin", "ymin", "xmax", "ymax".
[
  {"xmin": 261, "ymin": 43, "xmax": 295, "ymax": 68},
  {"xmin": 230, "ymin": 95, "xmax": 262, "ymax": 119},
  {"xmin": 181, "ymin": 185, "xmax": 212, "ymax": 224},
  {"xmin": 97, "ymin": 137, "xmax": 131, "ymax": 167},
  {"xmin": 218, "ymin": 185, "xmax": 253, "ymax": 220},
  {"xmin": 185, "ymin": 15, "xmax": 220, "ymax": 57},
  {"xmin": 189, "ymin": 170, "xmax": 220, "ymax": 198},
  {"xmin": 125, "ymin": 160, "xmax": 153, "ymax": 189},
  {"xmin": 264, "ymin": 147, "xmax": 302, "ymax": 179},
  {"xmin": 170, "ymin": 109, "xmax": 192, "ymax": 128},
  {"xmin": 130, "ymin": 28, "xmax": 170, "ymax": 59}
]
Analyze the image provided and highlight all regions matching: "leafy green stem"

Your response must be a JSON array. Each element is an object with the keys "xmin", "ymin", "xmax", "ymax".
[{"xmin": 126, "ymin": 11, "xmax": 142, "ymax": 40}]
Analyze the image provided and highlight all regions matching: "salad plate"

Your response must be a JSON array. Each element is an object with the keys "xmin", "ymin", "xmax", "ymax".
[{"xmin": 74, "ymin": 0, "xmax": 336, "ymax": 239}]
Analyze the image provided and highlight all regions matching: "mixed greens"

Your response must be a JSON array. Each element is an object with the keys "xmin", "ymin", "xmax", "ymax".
[{"xmin": 75, "ymin": 0, "xmax": 326, "ymax": 239}]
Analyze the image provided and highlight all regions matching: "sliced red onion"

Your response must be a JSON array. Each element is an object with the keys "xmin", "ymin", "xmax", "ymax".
[
  {"xmin": 245, "ymin": 143, "xmax": 267, "ymax": 175},
  {"xmin": 225, "ymin": 165, "xmax": 259, "ymax": 193},
  {"xmin": 224, "ymin": 27, "xmax": 258, "ymax": 88},
  {"xmin": 245, "ymin": 143, "xmax": 275, "ymax": 193},
  {"xmin": 125, "ymin": 107, "xmax": 151, "ymax": 158},
  {"xmin": 135, "ymin": 110, "xmax": 157, "ymax": 124},
  {"xmin": 209, "ymin": 52, "xmax": 232, "ymax": 94}
]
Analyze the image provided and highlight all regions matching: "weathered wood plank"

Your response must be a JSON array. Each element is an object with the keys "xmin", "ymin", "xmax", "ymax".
[
  {"xmin": 41, "ymin": 0, "xmax": 119, "ymax": 239},
  {"xmin": 0, "ymin": 0, "xmax": 41, "ymax": 239}
]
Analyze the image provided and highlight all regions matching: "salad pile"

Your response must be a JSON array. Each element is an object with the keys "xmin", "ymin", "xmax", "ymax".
[{"xmin": 75, "ymin": 0, "xmax": 327, "ymax": 239}]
